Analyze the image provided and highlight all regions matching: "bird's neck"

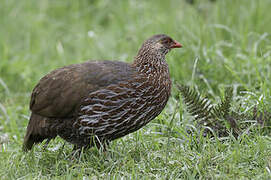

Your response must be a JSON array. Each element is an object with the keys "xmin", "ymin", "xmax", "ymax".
[
  {"xmin": 133, "ymin": 51, "xmax": 168, "ymax": 75},
  {"xmin": 133, "ymin": 50, "xmax": 172, "ymax": 101}
]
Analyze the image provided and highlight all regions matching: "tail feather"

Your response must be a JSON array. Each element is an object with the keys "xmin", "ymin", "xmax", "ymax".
[{"xmin": 23, "ymin": 113, "xmax": 57, "ymax": 151}]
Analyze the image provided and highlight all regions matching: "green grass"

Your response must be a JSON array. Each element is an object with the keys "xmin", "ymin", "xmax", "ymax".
[{"xmin": 0, "ymin": 0, "xmax": 271, "ymax": 179}]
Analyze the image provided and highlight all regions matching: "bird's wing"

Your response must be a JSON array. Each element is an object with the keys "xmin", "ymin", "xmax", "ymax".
[{"xmin": 30, "ymin": 60, "xmax": 136, "ymax": 118}]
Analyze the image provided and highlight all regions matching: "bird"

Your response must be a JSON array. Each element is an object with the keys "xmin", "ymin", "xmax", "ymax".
[{"xmin": 23, "ymin": 34, "xmax": 182, "ymax": 152}]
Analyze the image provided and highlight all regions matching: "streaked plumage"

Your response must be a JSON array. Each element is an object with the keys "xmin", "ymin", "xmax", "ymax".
[{"xmin": 23, "ymin": 34, "xmax": 182, "ymax": 151}]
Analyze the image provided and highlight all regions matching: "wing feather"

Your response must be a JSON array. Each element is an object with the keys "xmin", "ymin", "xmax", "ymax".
[{"xmin": 30, "ymin": 60, "xmax": 136, "ymax": 118}]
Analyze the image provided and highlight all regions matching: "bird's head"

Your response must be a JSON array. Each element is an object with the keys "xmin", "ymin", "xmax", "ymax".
[{"xmin": 138, "ymin": 34, "xmax": 182, "ymax": 58}]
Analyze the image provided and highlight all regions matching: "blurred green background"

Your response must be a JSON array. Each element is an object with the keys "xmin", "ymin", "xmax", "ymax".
[
  {"xmin": 1, "ymin": 0, "xmax": 270, "ymax": 95},
  {"xmin": 0, "ymin": 0, "xmax": 271, "ymax": 179}
]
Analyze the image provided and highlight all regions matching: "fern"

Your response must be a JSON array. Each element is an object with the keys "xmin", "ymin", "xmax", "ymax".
[
  {"xmin": 212, "ymin": 87, "xmax": 233, "ymax": 119},
  {"xmin": 177, "ymin": 84, "xmax": 238, "ymax": 137},
  {"xmin": 177, "ymin": 85, "xmax": 213, "ymax": 122},
  {"xmin": 177, "ymin": 83, "xmax": 271, "ymax": 138}
]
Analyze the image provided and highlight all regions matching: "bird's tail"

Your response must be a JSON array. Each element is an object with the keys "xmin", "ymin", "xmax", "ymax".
[{"xmin": 23, "ymin": 113, "xmax": 57, "ymax": 151}]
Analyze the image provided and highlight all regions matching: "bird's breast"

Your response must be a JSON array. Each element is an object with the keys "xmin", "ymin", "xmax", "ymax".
[{"xmin": 74, "ymin": 71, "xmax": 171, "ymax": 140}]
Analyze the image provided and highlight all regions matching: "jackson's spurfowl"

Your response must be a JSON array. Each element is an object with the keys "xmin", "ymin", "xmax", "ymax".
[{"xmin": 23, "ymin": 34, "xmax": 182, "ymax": 151}]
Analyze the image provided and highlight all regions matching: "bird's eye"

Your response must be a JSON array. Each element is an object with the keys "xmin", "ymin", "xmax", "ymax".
[{"xmin": 161, "ymin": 38, "xmax": 171, "ymax": 44}]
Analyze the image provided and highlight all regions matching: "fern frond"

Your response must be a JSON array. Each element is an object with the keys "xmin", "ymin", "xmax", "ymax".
[
  {"xmin": 177, "ymin": 83, "xmax": 271, "ymax": 138},
  {"xmin": 177, "ymin": 84, "xmax": 237, "ymax": 137},
  {"xmin": 212, "ymin": 87, "xmax": 233, "ymax": 119},
  {"xmin": 177, "ymin": 84, "xmax": 213, "ymax": 122}
]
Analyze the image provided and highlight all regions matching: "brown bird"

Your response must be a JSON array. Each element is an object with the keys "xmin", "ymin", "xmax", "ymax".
[{"xmin": 23, "ymin": 34, "xmax": 182, "ymax": 151}]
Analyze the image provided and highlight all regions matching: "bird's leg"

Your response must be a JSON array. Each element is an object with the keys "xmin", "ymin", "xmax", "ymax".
[
  {"xmin": 102, "ymin": 140, "xmax": 110, "ymax": 152},
  {"xmin": 69, "ymin": 145, "xmax": 85, "ymax": 160},
  {"xmin": 72, "ymin": 145, "xmax": 83, "ymax": 155}
]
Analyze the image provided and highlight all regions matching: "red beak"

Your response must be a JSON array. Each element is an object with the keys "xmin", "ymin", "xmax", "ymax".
[{"xmin": 170, "ymin": 40, "xmax": 182, "ymax": 48}]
